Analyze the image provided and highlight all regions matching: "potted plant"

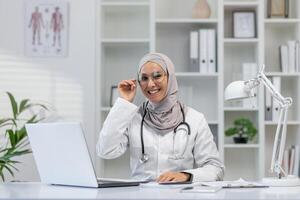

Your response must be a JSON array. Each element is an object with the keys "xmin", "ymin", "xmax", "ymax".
[
  {"xmin": 225, "ymin": 118, "xmax": 257, "ymax": 144},
  {"xmin": 0, "ymin": 92, "xmax": 48, "ymax": 181}
]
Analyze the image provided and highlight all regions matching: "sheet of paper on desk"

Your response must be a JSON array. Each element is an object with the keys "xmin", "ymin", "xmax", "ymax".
[
  {"xmin": 140, "ymin": 182, "xmax": 194, "ymax": 189},
  {"xmin": 200, "ymin": 178, "xmax": 268, "ymax": 188}
]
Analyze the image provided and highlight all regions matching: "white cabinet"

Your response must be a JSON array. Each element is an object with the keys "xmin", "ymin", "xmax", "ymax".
[{"xmin": 96, "ymin": 0, "xmax": 300, "ymax": 180}]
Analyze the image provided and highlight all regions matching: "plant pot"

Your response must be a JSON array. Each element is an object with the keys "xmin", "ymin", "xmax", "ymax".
[{"xmin": 233, "ymin": 136, "xmax": 248, "ymax": 144}]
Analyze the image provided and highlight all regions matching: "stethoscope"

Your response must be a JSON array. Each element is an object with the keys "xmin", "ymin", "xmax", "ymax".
[{"xmin": 139, "ymin": 101, "xmax": 191, "ymax": 163}]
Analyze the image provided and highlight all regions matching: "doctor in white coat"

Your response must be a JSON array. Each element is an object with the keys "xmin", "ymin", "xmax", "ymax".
[{"xmin": 97, "ymin": 53, "xmax": 224, "ymax": 183}]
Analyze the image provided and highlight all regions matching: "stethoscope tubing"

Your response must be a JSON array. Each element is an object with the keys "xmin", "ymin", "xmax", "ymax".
[{"xmin": 140, "ymin": 101, "xmax": 190, "ymax": 163}]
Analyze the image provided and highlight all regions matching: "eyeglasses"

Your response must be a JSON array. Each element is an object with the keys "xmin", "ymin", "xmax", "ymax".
[{"xmin": 138, "ymin": 71, "xmax": 166, "ymax": 86}]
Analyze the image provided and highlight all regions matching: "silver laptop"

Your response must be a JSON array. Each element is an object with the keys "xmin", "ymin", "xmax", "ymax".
[{"xmin": 25, "ymin": 122, "xmax": 143, "ymax": 188}]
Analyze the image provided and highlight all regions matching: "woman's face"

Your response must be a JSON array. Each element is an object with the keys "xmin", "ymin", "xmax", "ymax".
[{"xmin": 138, "ymin": 62, "xmax": 168, "ymax": 103}]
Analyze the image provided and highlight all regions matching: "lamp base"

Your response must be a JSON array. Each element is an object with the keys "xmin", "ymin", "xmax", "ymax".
[{"xmin": 262, "ymin": 175, "xmax": 300, "ymax": 187}]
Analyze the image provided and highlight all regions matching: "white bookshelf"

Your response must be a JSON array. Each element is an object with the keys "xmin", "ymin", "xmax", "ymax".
[{"xmin": 96, "ymin": 0, "xmax": 300, "ymax": 181}]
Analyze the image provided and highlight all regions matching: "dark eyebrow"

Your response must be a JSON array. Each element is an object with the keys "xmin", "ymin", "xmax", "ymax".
[{"xmin": 140, "ymin": 71, "xmax": 164, "ymax": 76}]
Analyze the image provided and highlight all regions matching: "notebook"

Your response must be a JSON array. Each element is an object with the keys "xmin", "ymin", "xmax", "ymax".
[{"xmin": 25, "ymin": 122, "xmax": 146, "ymax": 188}]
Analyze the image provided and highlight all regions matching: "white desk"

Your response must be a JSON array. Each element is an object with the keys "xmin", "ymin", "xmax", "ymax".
[{"xmin": 0, "ymin": 182, "xmax": 300, "ymax": 199}]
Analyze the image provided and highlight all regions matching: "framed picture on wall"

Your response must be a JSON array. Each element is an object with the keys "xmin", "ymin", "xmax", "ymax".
[
  {"xmin": 233, "ymin": 11, "xmax": 256, "ymax": 38},
  {"xmin": 110, "ymin": 86, "xmax": 119, "ymax": 107},
  {"xmin": 24, "ymin": 0, "xmax": 69, "ymax": 57}
]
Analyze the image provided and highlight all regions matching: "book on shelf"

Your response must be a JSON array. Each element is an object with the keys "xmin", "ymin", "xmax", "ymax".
[
  {"xmin": 280, "ymin": 45, "xmax": 288, "ymax": 73},
  {"xmin": 287, "ymin": 40, "xmax": 296, "ymax": 73},
  {"xmin": 283, "ymin": 145, "xmax": 299, "ymax": 176},
  {"xmin": 280, "ymin": 40, "xmax": 300, "ymax": 73},
  {"xmin": 267, "ymin": 0, "xmax": 290, "ymax": 18},
  {"xmin": 283, "ymin": 149, "xmax": 289, "ymax": 174},
  {"xmin": 295, "ymin": 41, "xmax": 300, "ymax": 73}
]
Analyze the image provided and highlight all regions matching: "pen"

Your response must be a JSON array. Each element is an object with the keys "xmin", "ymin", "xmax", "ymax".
[{"xmin": 223, "ymin": 185, "xmax": 269, "ymax": 188}]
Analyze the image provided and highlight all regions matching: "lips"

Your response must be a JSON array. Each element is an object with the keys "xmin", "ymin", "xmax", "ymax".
[{"xmin": 148, "ymin": 89, "xmax": 160, "ymax": 95}]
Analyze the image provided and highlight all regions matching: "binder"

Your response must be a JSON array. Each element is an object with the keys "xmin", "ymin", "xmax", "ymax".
[
  {"xmin": 199, "ymin": 29, "xmax": 208, "ymax": 74},
  {"xmin": 265, "ymin": 76, "xmax": 272, "ymax": 121},
  {"xmin": 295, "ymin": 41, "xmax": 299, "ymax": 73},
  {"xmin": 287, "ymin": 40, "xmax": 296, "ymax": 73},
  {"xmin": 272, "ymin": 77, "xmax": 281, "ymax": 122},
  {"xmin": 292, "ymin": 145, "xmax": 299, "ymax": 176},
  {"xmin": 189, "ymin": 31, "xmax": 199, "ymax": 72},
  {"xmin": 207, "ymin": 29, "xmax": 216, "ymax": 73},
  {"xmin": 289, "ymin": 146, "xmax": 295, "ymax": 175},
  {"xmin": 283, "ymin": 149, "xmax": 289, "ymax": 174},
  {"xmin": 280, "ymin": 45, "xmax": 288, "ymax": 73}
]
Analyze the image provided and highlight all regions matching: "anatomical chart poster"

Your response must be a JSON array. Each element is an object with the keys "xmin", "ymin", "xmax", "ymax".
[{"xmin": 25, "ymin": 0, "xmax": 68, "ymax": 57}]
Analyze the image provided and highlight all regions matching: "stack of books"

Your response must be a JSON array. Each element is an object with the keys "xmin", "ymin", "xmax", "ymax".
[{"xmin": 283, "ymin": 145, "xmax": 300, "ymax": 176}]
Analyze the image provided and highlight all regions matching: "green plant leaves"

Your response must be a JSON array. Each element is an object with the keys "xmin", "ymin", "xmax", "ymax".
[
  {"xmin": 6, "ymin": 92, "xmax": 18, "ymax": 120},
  {"xmin": 225, "ymin": 118, "xmax": 257, "ymax": 141},
  {"xmin": 0, "ymin": 92, "xmax": 48, "ymax": 181}
]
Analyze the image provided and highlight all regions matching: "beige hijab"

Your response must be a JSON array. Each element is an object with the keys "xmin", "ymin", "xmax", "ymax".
[{"xmin": 137, "ymin": 53, "xmax": 184, "ymax": 134}]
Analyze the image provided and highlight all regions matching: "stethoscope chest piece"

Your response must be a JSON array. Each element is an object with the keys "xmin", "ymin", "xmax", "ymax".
[{"xmin": 139, "ymin": 154, "xmax": 149, "ymax": 163}]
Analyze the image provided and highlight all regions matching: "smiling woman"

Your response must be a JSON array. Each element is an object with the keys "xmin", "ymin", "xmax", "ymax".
[{"xmin": 96, "ymin": 53, "xmax": 224, "ymax": 183}]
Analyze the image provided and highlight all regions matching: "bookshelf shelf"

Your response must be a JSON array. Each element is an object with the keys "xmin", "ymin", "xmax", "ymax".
[
  {"xmin": 175, "ymin": 72, "xmax": 218, "ymax": 77},
  {"xmin": 224, "ymin": 144, "xmax": 260, "ymax": 148},
  {"xmin": 264, "ymin": 19, "xmax": 300, "ymax": 24},
  {"xmin": 224, "ymin": 107, "xmax": 259, "ymax": 111},
  {"xmin": 264, "ymin": 72, "xmax": 300, "ymax": 77},
  {"xmin": 100, "ymin": 107, "xmax": 111, "ymax": 112},
  {"xmin": 101, "ymin": 2, "xmax": 150, "ymax": 6},
  {"xmin": 265, "ymin": 121, "xmax": 300, "ymax": 126},
  {"xmin": 208, "ymin": 120, "xmax": 219, "ymax": 125},
  {"xmin": 223, "ymin": 38, "xmax": 259, "ymax": 44},
  {"xmin": 101, "ymin": 38, "xmax": 150, "ymax": 44},
  {"xmin": 156, "ymin": 18, "xmax": 218, "ymax": 24},
  {"xmin": 223, "ymin": 1, "xmax": 259, "ymax": 8}
]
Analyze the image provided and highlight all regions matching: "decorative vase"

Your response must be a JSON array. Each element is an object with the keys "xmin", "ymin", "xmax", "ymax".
[{"xmin": 192, "ymin": 0, "xmax": 211, "ymax": 19}]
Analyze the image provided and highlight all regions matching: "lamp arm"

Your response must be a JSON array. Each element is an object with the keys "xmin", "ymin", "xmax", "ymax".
[
  {"xmin": 257, "ymin": 72, "xmax": 292, "ymax": 107},
  {"xmin": 256, "ymin": 69, "xmax": 292, "ymax": 178}
]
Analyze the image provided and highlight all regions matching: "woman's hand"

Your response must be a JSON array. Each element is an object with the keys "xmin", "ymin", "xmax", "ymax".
[
  {"xmin": 156, "ymin": 171, "xmax": 190, "ymax": 183},
  {"xmin": 118, "ymin": 79, "xmax": 137, "ymax": 103}
]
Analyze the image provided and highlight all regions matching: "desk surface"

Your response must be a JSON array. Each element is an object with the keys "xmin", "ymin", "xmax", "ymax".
[{"xmin": 0, "ymin": 182, "xmax": 300, "ymax": 200}]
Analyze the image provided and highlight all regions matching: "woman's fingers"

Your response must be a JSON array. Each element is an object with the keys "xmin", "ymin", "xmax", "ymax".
[
  {"xmin": 117, "ymin": 79, "xmax": 137, "ymax": 102},
  {"xmin": 157, "ymin": 172, "xmax": 189, "ymax": 183},
  {"xmin": 118, "ymin": 79, "xmax": 136, "ymax": 90}
]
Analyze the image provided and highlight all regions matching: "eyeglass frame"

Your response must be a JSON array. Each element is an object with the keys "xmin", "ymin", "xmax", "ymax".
[{"xmin": 137, "ymin": 70, "xmax": 168, "ymax": 87}]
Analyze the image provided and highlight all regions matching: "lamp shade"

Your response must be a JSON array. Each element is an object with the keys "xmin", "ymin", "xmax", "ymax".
[{"xmin": 224, "ymin": 81, "xmax": 251, "ymax": 101}]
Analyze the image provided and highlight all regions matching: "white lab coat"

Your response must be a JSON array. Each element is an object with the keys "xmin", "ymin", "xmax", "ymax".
[{"xmin": 97, "ymin": 98, "xmax": 224, "ymax": 182}]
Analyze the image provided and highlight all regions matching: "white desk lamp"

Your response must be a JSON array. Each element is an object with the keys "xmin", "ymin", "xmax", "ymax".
[{"xmin": 224, "ymin": 64, "xmax": 300, "ymax": 186}]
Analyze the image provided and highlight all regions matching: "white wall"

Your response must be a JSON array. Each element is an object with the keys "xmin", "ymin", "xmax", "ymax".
[{"xmin": 0, "ymin": 0, "xmax": 96, "ymax": 181}]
